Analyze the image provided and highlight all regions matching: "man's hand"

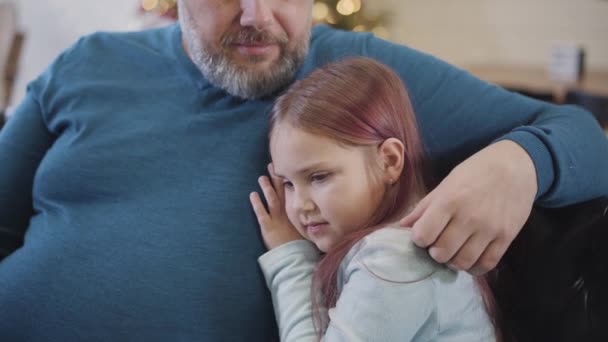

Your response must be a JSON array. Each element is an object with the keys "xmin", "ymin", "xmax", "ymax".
[
  {"xmin": 250, "ymin": 164, "xmax": 303, "ymax": 250},
  {"xmin": 401, "ymin": 140, "xmax": 537, "ymax": 275}
]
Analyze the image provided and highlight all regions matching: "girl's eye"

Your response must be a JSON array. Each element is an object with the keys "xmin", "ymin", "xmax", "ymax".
[
  {"xmin": 283, "ymin": 180, "xmax": 294, "ymax": 188},
  {"xmin": 311, "ymin": 173, "xmax": 329, "ymax": 183}
]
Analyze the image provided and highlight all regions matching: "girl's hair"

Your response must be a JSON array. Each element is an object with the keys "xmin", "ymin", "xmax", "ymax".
[{"xmin": 269, "ymin": 57, "xmax": 499, "ymax": 339}]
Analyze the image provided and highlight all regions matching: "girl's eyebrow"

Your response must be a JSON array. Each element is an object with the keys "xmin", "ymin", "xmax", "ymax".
[
  {"xmin": 295, "ymin": 162, "xmax": 329, "ymax": 175},
  {"xmin": 273, "ymin": 162, "xmax": 332, "ymax": 178}
]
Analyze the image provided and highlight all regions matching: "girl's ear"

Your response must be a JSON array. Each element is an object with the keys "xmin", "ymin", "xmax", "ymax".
[{"xmin": 378, "ymin": 138, "xmax": 405, "ymax": 185}]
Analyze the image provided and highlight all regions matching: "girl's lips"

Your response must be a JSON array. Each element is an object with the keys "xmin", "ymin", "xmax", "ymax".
[{"xmin": 307, "ymin": 223, "xmax": 329, "ymax": 235}]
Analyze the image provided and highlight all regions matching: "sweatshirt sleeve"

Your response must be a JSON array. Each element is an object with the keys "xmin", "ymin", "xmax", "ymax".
[
  {"xmin": 258, "ymin": 240, "xmax": 321, "ymax": 342},
  {"xmin": 359, "ymin": 33, "xmax": 608, "ymax": 207},
  {"xmin": 258, "ymin": 232, "xmax": 445, "ymax": 342},
  {"xmin": 0, "ymin": 92, "xmax": 55, "ymax": 260}
]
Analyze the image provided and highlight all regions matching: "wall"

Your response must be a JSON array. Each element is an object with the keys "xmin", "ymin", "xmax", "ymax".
[
  {"xmin": 6, "ymin": 0, "xmax": 134, "ymax": 107},
  {"xmin": 6, "ymin": 0, "xmax": 608, "ymax": 107},
  {"xmin": 375, "ymin": 0, "xmax": 608, "ymax": 70}
]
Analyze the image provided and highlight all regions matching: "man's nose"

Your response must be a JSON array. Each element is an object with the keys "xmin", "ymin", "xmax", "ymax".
[{"xmin": 240, "ymin": 0, "xmax": 273, "ymax": 30}]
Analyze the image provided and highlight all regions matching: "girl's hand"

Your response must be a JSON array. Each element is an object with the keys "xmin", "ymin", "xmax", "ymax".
[{"xmin": 250, "ymin": 164, "xmax": 303, "ymax": 250}]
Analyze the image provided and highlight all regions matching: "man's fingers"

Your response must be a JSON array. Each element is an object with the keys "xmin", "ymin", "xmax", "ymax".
[
  {"xmin": 427, "ymin": 220, "xmax": 474, "ymax": 263},
  {"xmin": 409, "ymin": 200, "xmax": 452, "ymax": 248},
  {"xmin": 447, "ymin": 234, "xmax": 493, "ymax": 272},
  {"xmin": 400, "ymin": 192, "xmax": 431, "ymax": 227},
  {"xmin": 249, "ymin": 192, "xmax": 270, "ymax": 227},
  {"xmin": 468, "ymin": 239, "xmax": 508, "ymax": 275}
]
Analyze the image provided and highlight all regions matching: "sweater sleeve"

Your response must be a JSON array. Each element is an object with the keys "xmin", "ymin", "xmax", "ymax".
[
  {"xmin": 359, "ymin": 33, "xmax": 608, "ymax": 207},
  {"xmin": 0, "ymin": 92, "xmax": 55, "ymax": 260}
]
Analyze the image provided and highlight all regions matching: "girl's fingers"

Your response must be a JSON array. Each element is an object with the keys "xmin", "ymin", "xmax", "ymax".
[
  {"xmin": 267, "ymin": 163, "xmax": 276, "ymax": 177},
  {"xmin": 267, "ymin": 163, "xmax": 285, "ymax": 202},
  {"xmin": 258, "ymin": 176, "xmax": 281, "ymax": 215},
  {"xmin": 249, "ymin": 192, "xmax": 270, "ymax": 227}
]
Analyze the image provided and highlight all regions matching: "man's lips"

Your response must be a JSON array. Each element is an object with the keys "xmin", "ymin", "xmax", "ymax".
[{"xmin": 233, "ymin": 43, "xmax": 277, "ymax": 56}]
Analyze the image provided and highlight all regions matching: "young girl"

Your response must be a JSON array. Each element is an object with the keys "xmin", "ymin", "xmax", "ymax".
[{"xmin": 249, "ymin": 57, "xmax": 497, "ymax": 341}]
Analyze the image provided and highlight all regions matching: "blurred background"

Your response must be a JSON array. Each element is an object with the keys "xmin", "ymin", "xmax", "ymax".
[{"xmin": 1, "ymin": 0, "xmax": 607, "ymax": 129}]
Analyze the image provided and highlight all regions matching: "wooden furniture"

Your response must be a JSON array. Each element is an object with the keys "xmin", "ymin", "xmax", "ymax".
[
  {"xmin": 465, "ymin": 64, "xmax": 608, "ymax": 103},
  {"xmin": 466, "ymin": 64, "xmax": 608, "ymax": 133},
  {"xmin": 0, "ymin": 2, "xmax": 24, "ymax": 113}
]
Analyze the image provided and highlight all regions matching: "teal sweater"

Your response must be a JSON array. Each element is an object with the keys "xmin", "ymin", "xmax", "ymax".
[{"xmin": 0, "ymin": 24, "xmax": 606, "ymax": 341}]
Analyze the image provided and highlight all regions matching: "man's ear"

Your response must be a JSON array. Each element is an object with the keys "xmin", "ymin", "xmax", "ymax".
[{"xmin": 378, "ymin": 138, "xmax": 405, "ymax": 185}]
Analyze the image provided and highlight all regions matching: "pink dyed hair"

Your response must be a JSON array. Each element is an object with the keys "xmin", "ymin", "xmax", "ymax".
[{"xmin": 269, "ymin": 57, "xmax": 499, "ymax": 340}]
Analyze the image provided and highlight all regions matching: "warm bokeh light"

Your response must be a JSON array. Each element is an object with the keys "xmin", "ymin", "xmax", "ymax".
[
  {"xmin": 336, "ymin": 0, "xmax": 361, "ymax": 16},
  {"xmin": 313, "ymin": 2, "xmax": 330, "ymax": 21},
  {"xmin": 158, "ymin": 0, "xmax": 171, "ymax": 15},
  {"xmin": 142, "ymin": 0, "xmax": 176, "ymax": 14},
  {"xmin": 325, "ymin": 14, "xmax": 337, "ymax": 25},
  {"xmin": 372, "ymin": 26, "xmax": 389, "ymax": 40},
  {"xmin": 142, "ymin": 0, "xmax": 159, "ymax": 12},
  {"xmin": 312, "ymin": 0, "xmax": 387, "ymax": 38}
]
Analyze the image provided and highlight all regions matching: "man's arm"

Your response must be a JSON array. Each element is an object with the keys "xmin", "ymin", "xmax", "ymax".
[
  {"xmin": 355, "ymin": 33, "xmax": 608, "ymax": 274},
  {"xmin": 358, "ymin": 33, "xmax": 608, "ymax": 205},
  {"xmin": 0, "ymin": 93, "xmax": 54, "ymax": 261}
]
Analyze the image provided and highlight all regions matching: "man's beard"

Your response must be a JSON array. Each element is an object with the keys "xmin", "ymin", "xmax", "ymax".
[{"xmin": 179, "ymin": 7, "xmax": 309, "ymax": 100}]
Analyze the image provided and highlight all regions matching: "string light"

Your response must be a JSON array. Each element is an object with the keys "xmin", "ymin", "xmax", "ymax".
[
  {"xmin": 140, "ymin": 1, "xmax": 389, "ymax": 39},
  {"xmin": 142, "ymin": 0, "xmax": 159, "ymax": 11},
  {"xmin": 336, "ymin": 0, "xmax": 362, "ymax": 16},
  {"xmin": 312, "ymin": 0, "xmax": 387, "ymax": 39},
  {"xmin": 141, "ymin": 0, "xmax": 176, "ymax": 14},
  {"xmin": 313, "ymin": 2, "xmax": 330, "ymax": 21},
  {"xmin": 372, "ymin": 26, "xmax": 389, "ymax": 40}
]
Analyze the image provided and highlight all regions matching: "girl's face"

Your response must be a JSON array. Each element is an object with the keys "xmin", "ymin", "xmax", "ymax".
[{"xmin": 270, "ymin": 123, "xmax": 386, "ymax": 252}]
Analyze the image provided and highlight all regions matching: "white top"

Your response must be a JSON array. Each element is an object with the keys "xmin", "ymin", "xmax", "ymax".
[{"xmin": 258, "ymin": 227, "xmax": 496, "ymax": 341}]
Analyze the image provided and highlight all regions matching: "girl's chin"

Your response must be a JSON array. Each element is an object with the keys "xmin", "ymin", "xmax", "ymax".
[{"xmin": 313, "ymin": 239, "xmax": 334, "ymax": 253}]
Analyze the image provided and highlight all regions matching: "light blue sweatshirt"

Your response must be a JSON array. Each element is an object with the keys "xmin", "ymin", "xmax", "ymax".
[{"xmin": 259, "ymin": 228, "xmax": 495, "ymax": 341}]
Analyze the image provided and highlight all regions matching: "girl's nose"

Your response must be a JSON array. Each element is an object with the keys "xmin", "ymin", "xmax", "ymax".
[{"xmin": 292, "ymin": 190, "xmax": 315, "ymax": 213}]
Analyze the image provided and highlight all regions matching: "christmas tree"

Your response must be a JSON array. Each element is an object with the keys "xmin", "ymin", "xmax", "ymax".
[
  {"xmin": 140, "ymin": 0, "xmax": 177, "ymax": 19},
  {"xmin": 137, "ymin": 0, "xmax": 388, "ymax": 38},
  {"xmin": 312, "ymin": 0, "xmax": 389, "ymax": 39}
]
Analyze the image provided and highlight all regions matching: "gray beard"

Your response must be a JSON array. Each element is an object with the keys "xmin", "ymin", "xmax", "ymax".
[{"xmin": 179, "ymin": 7, "xmax": 309, "ymax": 100}]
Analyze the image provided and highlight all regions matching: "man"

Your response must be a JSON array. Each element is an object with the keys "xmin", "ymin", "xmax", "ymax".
[{"xmin": 0, "ymin": 0, "xmax": 606, "ymax": 340}]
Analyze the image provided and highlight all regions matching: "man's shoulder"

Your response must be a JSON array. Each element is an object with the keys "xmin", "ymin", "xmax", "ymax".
[
  {"xmin": 71, "ymin": 25, "xmax": 177, "ymax": 59},
  {"xmin": 304, "ymin": 25, "xmax": 371, "ymax": 66},
  {"xmin": 39, "ymin": 25, "xmax": 179, "ymax": 83},
  {"xmin": 310, "ymin": 24, "xmax": 371, "ymax": 44},
  {"xmin": 27, "ymin": 25, "xmax": 181, "ymax": 104},
  {"xmin": 303, "ymin": 25, "xmax": 422, "ymax": 81}
]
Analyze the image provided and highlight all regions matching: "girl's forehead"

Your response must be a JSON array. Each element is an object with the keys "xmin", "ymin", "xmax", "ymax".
[{"xmin": 271, "ymin": 128, "xmax": 375, "ymax": 174}]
